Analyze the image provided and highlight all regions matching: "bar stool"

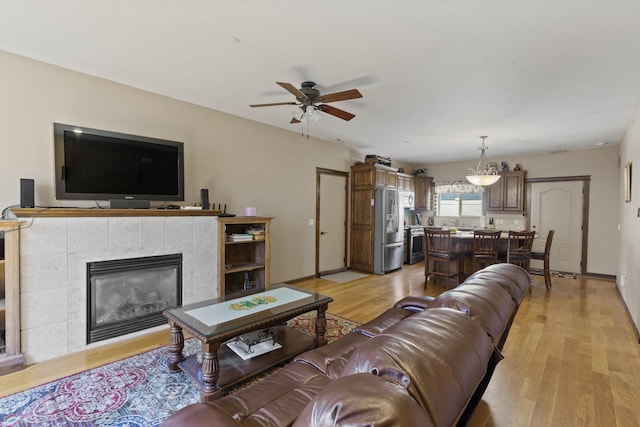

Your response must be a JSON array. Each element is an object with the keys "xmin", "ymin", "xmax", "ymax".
[
  {"xmin": 471, "ymin": 230, "xmax": 501, "ymax": 272},
  {"xmin": 531, "ymin": 229, "xmax": 555, "ymax": 290},
  {"xmin": 424, "ymin": 228, "xmax": 460, "ymax": 288}
]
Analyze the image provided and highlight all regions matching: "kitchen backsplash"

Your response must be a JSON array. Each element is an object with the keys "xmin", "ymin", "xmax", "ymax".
[{"xmin": 412, "ymin": 211, "xmax": 526, "ymax": 231}]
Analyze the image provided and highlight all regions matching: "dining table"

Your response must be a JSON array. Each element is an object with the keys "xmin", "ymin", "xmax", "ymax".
[{"xmin": 429, "ymin": 228, "xmax": 538, "ymax": 281}]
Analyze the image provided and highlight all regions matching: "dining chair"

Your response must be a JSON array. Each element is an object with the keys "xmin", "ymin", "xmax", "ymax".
[
  {"xmin": 531, "ymin": 229, "xmax": 555, "ymax": 290},
  {"xmin": 506, "ymin": 230, "xmax": 536, "ymax": 270},
  {"xmin": 423, "ymin": 228, "xmax": 460, "ymax": 288},
  {"xmin": 471, "ymin": 230, "xmax": 502, "ymax": 272}
]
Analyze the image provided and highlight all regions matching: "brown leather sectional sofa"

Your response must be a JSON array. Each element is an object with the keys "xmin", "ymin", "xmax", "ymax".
[{"xmin": 162, "ymin": 263, "xmax": 531, "ymax": 427}]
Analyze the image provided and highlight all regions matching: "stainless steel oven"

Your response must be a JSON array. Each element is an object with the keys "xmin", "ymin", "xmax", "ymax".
[{"xmin": 406, "ymin": 226, "xmax": 425, "ymax": 264}]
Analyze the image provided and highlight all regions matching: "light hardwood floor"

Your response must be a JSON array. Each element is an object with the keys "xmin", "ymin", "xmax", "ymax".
[{"xmin": 1, "ymin": 263, "xmax": 639, "ymax": 426}]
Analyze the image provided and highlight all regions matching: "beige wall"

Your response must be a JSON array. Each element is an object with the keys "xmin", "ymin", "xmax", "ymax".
[
  {"xmin": 0, "ymin": 48, "xmax": 624, "ymax": 283},
  {"xmin": 0, "ymin": 50, "xmax": 363, "ymax": 283},
  {"xmin": 424, "ymin": 145, "xmax": 620, "ymax": 276},
  {"xmin": 617, "ymin": 103, "xmax": 640, "ymax": 334}
]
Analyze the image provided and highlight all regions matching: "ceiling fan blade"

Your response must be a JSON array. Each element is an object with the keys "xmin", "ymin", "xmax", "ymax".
[
  {"xmin": 276, "ymin": 82, "xmax": 308, "ymax": 101},
  {"xmin": 317, "ymin": 89, "xmax": 363, "ymax": 103},
  {"xmin": 249, "ymin": 101, "xmax": 298, "ymax": 107},
  {"xmin": 318, "ymin": 104, "xmax": 356, "ymax": 121},
  {"xmin": 290, "ymin": 117, "xmax": 301, "ymax": 124}
]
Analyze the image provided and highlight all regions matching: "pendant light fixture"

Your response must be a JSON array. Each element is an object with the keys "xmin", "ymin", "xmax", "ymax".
[{"xmin": 466, "ymin": 136, "xmax": 500, "ymax": 186}]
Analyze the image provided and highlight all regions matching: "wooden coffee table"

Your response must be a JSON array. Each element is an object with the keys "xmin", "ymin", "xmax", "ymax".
[{"xmin": 163, "ymin": 285, "xmax": 333, "ymax": 402}]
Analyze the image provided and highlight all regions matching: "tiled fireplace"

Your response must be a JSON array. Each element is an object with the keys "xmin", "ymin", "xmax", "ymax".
[{"xmin": 18, "ymin": 215, "xmax": 219, "ymax": 364}]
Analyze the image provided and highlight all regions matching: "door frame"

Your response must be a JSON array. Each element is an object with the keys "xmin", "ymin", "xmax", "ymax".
[
  {"xmin": 526, "ymin": 175, "xmax": 590, "ymax": 275},
  {"xmin": 316, "ymin": 168, "xmax": 349, "ymax": 277}
]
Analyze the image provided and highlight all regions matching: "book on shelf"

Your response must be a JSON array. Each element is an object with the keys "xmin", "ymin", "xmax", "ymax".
[{"xmin": 227, "ymin": 233, "xmax": 254, "ymax": 242}]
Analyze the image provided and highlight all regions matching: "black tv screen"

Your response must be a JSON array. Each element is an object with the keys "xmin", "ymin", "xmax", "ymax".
[{"xmin": 54, "ymin": 123, "xmax": 184, "ymax": 201}]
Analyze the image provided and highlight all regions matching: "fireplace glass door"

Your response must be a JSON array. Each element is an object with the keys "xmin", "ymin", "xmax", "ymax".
[{"xmin": 87, "ymin": 254, "xmax": 182, "ymax": 344}]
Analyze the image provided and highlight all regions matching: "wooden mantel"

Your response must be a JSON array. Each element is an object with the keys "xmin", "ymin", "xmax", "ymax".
[{"xmin": 10, "ymin": 208, "xmax": 222, "ymax": 218}]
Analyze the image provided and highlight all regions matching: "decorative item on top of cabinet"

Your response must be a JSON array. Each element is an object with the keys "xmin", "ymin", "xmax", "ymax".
[
  {"xmin": 0, "ymin": 221, "xmax": 25, "ymax": 376},
  {"xmin": 486, "ymin": 170, "xmax": 526, "ymax": 212},
  {"xmin": 217, "ymin": 217, "xmax": 272, "ymax": 298},
  {"xmin": 414, "ymin": 176, "xmax": 434, "ymax": 211}
]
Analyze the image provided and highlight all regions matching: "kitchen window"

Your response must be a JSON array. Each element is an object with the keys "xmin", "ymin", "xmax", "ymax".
[{"xmin": 434, "ymin": 181, "xmax": 483, "ymax": 217}]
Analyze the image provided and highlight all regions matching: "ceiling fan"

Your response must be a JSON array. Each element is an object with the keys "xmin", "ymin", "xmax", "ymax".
[{"xmin": 250, "ymin": 81, "xmax": 363, "ymax": 123}]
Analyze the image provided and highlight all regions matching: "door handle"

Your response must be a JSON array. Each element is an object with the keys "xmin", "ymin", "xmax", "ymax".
[{"xmin": 320, "ymin": 231, "xmax": 328, "ymax": 235}]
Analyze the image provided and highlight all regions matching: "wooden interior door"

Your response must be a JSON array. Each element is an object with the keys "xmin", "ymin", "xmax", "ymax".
[{"xmin": 317, "ymin": 169, "xmax": 348, "ymax": 275}]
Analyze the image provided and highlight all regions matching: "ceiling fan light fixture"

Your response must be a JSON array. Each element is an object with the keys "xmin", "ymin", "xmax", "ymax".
[
  {"xmin": 465, "ymin": 136, "xmax": 501, "ymax": 186},
  {"xmin": 292, "ymin": 107, "xmax": 304, "ymax": 121}
]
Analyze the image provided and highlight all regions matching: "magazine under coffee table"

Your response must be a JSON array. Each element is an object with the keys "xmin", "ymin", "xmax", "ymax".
[{"xmin": 163, "ymin": 285, "xmax": 333, "ymax": 402}]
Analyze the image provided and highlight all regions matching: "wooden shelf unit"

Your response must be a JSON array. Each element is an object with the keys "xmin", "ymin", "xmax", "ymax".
[
  {"xmin": 217, "ymin": 217, "xmax": 272, "ymax": 298},
  {"xmin": 0, "ymin": 221, "xmax": 25, "ymax": 375}
]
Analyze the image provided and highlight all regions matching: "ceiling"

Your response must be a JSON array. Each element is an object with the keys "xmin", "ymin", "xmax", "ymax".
[{"xmin": 2, "ymin": 0, "xmax": 640, "ymax": 164}]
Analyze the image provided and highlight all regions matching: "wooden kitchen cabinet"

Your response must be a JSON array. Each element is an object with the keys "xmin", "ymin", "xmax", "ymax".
[
  {"xmin": 352, "ymin": 163, "xmax": 398, "ymax": 189},
  {"xmin": 0, "ymin": 221, "xmax": 24, "ymax": 376},
  {"xmin": 397, "ymin": 173, "xmax": 415, "ymax": 192},
  {"xmin": 217, "ymin": 217, "xmax": 272, "ymax": 298},
  {"xmin": 414, "ymin": 176, "xmax": 433, "ymax": 211},
  {"xmin": 350, "ymin": 163, "xmax": 401, "ymax": 273},
  {"xmin": 350, "ymin": 185, "xmax": 375, "ymax": 272},
  {"xmin": 486, "ymin": 170, "xmax": 526, "ymax": 212}
]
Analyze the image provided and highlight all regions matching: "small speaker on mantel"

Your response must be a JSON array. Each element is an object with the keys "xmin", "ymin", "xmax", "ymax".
[
  {"xmin": 20, "ymin": 178, "xmax": 35, "ymax": 208},
  {"xmin": 200, "ymin": 189, "xmax": 210, "ymax": 210}
]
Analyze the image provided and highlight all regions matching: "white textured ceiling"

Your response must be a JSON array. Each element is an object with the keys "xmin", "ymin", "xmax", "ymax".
[{"xmin": 2, "ymin": 0, "xmax": 640, "ymax": 164}]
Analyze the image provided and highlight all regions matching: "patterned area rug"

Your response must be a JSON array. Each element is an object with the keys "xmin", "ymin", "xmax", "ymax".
[
  {"xmin": 0, "ymin": 312, "xmax": 358, "ymax": 427},
  {"xmin": 530, "ymin": 268, "xmax": 578, "ymax": 279}
]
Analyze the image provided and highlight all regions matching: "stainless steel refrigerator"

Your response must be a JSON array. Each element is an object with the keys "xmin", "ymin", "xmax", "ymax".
[{"xmin": 373, "ymin": 187, "xmax": 404, "ymax": 274}]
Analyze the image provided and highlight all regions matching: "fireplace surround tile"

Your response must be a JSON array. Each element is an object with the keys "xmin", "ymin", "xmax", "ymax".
[
  {"xmin": 108, "ymin": 217, "xmax": 141, "ymax": 251},
  {"xmin": 19, "ymin": 215, "xmax": 219, "ymax": 364}
]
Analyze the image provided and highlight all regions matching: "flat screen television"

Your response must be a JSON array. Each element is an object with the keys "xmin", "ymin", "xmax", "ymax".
[{"xmin": 54, "ymin": 123, "xmax": 185, "ymax": 202}]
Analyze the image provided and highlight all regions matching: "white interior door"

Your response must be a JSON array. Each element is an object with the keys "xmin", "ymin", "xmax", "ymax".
[
  {"xmin": 318, "ymin": 172, "xmax": 347, "ymax": 274},
  {"xmin": 529, "ymin": 181, "xmax": 583, "ymax": 273}
]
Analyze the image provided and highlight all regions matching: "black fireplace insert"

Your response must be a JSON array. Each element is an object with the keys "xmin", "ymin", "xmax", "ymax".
[{"xmin": 87, "ymin": 254, "xmax": 182, "ymax": 344}]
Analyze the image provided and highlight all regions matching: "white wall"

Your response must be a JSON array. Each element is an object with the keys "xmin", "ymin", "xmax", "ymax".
[
  {"xmin": 617, "ymin": 103, "xmax": 640, "ymax": 334},
  {"xmin": 0, "ymin": 50, "xmax": 364, "ymax": 283},
  {"xmin": 424, "ymin": 145, "xmax": 620, "ymax": 276}
]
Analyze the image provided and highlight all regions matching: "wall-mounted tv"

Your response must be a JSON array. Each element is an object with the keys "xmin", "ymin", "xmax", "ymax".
[{"xmin": 54, "ymin": 123, "xmax": 184, "ymax": 202}]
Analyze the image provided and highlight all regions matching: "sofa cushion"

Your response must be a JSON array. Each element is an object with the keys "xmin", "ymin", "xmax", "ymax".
[
  {"xmin": 465, "ymin": 263, "xmax": 531, "ymax": 304},
  {"xmin": 165, "ymin": 362, "xmax": 331, "ymax": 427},
  {"xmin": 354, "ymin": 306, "xmax": 417, "ymax": 338},
  {"xmin": 426, "ymin": 282, "xmax": 515, "ymax": 344},
  {"xmin": 161, "ymin": 402, "xmax": 243, "ymax": 427},
  {"xmin": 341, "ymin": 307, "xmax": 494, "ymax": 427},
  {"xmin": 293, "ymin": 331, "xmax": 369, "ymax": 378},
  {"xmin": 292, "ymin": 373, "xmax": 435, "ymax": 427}
]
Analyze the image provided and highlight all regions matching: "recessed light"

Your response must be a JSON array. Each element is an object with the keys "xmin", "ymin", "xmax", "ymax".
[{"xmin": 596, "ymin": 142, "xmax": 609, "ymax": 146}]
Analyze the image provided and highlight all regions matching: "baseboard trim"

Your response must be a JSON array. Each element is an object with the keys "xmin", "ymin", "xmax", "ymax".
[
  {"xmin": 584, "ymin": 272, "xmax": 616, "ymax": 281},
  {"xmin": 285, "ymin": 275, "xmax": 317, "ymax": 284},
  {"xmin": 614, "ymin": 284, "xmax": 640, "ymax": 344}
]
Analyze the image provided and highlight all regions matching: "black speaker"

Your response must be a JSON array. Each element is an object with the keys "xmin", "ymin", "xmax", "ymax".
[
  {"xmin": 20, "ymin": 178, "xmax": 35, "ymax": 208},
  {"xmin": 109, "ymin": 199, "xmax": 150, "ymax": 209},
  {"xmin": 200, "ymin": 189, "xmax": 210, "ymax": 210}
]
